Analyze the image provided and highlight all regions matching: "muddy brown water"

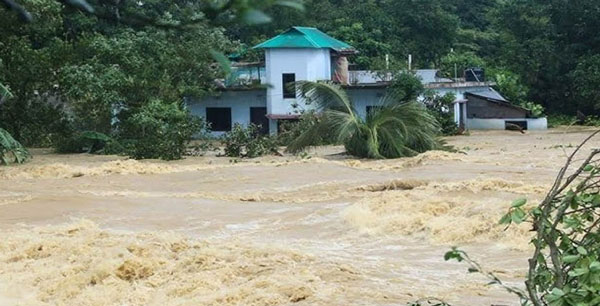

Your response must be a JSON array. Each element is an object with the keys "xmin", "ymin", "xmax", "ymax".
[{"xmin": 1, "ymin": 127, "xmax": 598, "ymax": 305}]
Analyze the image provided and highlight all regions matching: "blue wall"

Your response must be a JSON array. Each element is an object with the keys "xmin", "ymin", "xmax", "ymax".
[
  {"xmin": 346, "ymin": 88, "xmax": 386, "ymax": 118},
  {"xmin": 187, "ymin": 90, "xmax": 267, "ymax": 136}
]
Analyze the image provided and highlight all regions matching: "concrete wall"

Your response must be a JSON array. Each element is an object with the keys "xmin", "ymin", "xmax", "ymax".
[
  {"xmin": 265, "ymin": 48, "xmax": 331, "ymax": 116},
  {"xmin": 467, "ymin": 118, "xmax": 548, "ymax": 130},
  {"xmin": 187, "ymin": 90, "xmax": 266, "ymax": 136}
]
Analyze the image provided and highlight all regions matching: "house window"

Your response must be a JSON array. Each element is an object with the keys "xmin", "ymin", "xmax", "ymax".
[
  {"xmin": 206, "ymin": 107, "xmax": 232, "ymax": 131},
  {"xmin": 282, "ymin": 73, "xmax": 296, "ymax": 99}
]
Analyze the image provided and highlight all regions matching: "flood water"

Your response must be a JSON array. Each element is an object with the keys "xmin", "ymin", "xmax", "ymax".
[{"xmin": 1, "ymin": 128, "xmax": 598, "ymax": 305}]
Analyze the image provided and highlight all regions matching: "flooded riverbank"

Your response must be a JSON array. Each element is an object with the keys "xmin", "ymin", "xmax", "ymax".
[{"xmin": 1, "ymin": 127, "xmax": 597, "ymax": 305}]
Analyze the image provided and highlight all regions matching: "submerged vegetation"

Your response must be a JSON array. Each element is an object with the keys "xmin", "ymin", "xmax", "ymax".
[
  {"xmin": 0, "ymin": 128, "xmax": 30, "ymax": 165},
  {"xmin": 222, "ymin": 123, "xmax": 279, "ymax": 158}
]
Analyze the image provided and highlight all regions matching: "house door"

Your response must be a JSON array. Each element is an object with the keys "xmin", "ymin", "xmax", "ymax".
[{"xmin": 250, "ymin": 107, "xmax": 269, "ymax": 135}]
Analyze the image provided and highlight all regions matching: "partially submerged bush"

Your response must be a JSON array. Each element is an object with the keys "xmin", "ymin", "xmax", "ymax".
[
  {"xmin": 120, "ymin": 100, "xmax": 202, "ymax": 160},
  {"xmin": 55, "ymin": 131, "xmax": 124, "ymax": 154},
  {"xmin": 424, "ymin": 91, "xmax": 459, "ymax": 136},
  {"xmin": 0, "ymin": 128, "xmax": 31, "ymax": 165},
  {"xmin": 222, "ymin": 123, "xmax": 278, "ymax": 158},
  {"xmin": 277, "ymin": 111, "xmax": 336, "ymax": 147}
]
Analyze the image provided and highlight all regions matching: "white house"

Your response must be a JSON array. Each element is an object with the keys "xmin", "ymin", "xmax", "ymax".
[{"xmin": 187, "ymin": 27, "xmax": 546, "ymax": 135}]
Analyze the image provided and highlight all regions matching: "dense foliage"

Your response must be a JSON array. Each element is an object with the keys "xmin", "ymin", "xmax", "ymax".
[
  {"xmin": 287, "ymin": 81, "xmax": 442, "ymax": 159},
  {"xmin": 277, "ymin": 111, "xmax": 337, "ymax": 147},
  {"xmin": 222, "ymin": 123, "xmax": 278, "ymax": 158},
  {"xmin": 231, "ymin": 0, "xmax": 600, "ymax": 116},
  {"xmin": 118, "ymin": 100, "xmax": 203, "ymax": 160},
  {"xmin": 423, "ymin": 92, "xmax": 460, "ymax": 136},
  {"xmin": 0, "ymin": 128, "xmax": 30, "ymax": 165}
]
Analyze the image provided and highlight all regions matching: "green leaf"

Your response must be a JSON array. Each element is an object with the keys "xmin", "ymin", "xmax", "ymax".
[
  {"xmin": 443, "ymin": 248, "xmax": 463, "ymax": 262},
  {"xmin": 551, "ymin": 288, "xmax": 565, "ymax": 297},
  {"xmin": 563, "ymin": 255, "xmax": 581, "ymax": 263},
  {"xmin": 499, "ymin": 213, "xmax": 512, "ymax": 225},
  {"xmin": 589, "ymin": 261, "xmax": 600, "ymax": 271},
  {"xmin": 568, "ymin": 268, "xmax": 589, "ymax": 277},
  {"xmin": 583, "ymin": 164, "xmax": 594, "ymax": 172},
  {"xmin": 511, "ymin": 198, "xmax": 527, "ymax": 208},
  {"xmin": 467, "ymin": 267, "xmax": 479, "ymax": 273},
  {"xmin": 576, "ymin": 246, "xmax": 588, "ymax": 255},
  {"xmin": 511, "ymin": 208, "xmax": 526, "ymax": 224}
]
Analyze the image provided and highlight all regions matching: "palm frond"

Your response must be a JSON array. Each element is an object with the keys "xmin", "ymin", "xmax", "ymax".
[
  {"xmin": 296, "ymin": 81, "xmax": 356, "ymax": 116},
  {"xmin": 0, "ymin": 128, "xmax": 31, "ymax": 165},
  {"xmin": 285, "ymin": 116, "xmax": 328, "ymax": 153},
  {"xmin": 0, "ymin": 83, "xmax": 13, "ymax": 99}
]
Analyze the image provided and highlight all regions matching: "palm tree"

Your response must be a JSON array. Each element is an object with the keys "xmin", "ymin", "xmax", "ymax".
[{"xmin": 286, "ymin": 81, "xmax": 442, "ymax": 159}]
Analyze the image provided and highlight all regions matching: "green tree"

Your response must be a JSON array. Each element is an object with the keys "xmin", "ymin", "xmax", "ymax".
[
  {"xmin": 439, "ymin": 51, "xmax": 485, "ymax": 79},
  {"xmin": 570, "ymin": 54, "xmax": 600, "ymax": 111},
  {"xmin": 386, "ymin": 0, "xmax": 459, "ymax": 68}
]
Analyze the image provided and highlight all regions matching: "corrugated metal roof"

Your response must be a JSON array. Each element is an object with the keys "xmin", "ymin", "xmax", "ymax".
[
  {"xmin": 466, "ymin": 88, "xmax": 508, "ymax": 102},
  {"xmin": 253, "ymin": 27, "xmax": 356, "ymax": 53}
]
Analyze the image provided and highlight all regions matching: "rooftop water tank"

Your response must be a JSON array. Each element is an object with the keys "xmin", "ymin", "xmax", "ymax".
[{"xmin": 465, "ymin": 67, "xmax": 485, "ymax": 82}]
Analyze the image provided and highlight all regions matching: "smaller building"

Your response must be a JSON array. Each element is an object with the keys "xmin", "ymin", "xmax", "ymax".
[
  {"xmin": 187, "ymin": 27, "xmax": 546, "ymax": 136},
  {"xmin": 453, "ymin": 89, "xmax": 547, "ymax": 130}
]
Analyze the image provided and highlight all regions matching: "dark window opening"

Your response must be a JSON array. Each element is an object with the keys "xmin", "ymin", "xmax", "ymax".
[
  {"xmin": 282, "ymin": 73, "xmax": 296, "ymax": 99},
  {"xmin": 505, "ymin": 120, "xmax": 528, "ymax": 131},
  {"xmin": 250, "ymin": 107, "xmax": 269, "ymax": 135},
  {"xmin": 206, "ymin": 107, "xmax": 232, "ymax": 132}
]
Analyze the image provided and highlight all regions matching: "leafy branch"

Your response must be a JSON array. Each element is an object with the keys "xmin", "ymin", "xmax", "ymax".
[{"xmin": 444, "ymin": 247, "xmax": 530, "ymax": 304}]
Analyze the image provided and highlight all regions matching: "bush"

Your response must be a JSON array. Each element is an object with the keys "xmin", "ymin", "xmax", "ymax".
[
  {"xmin": 547, "ymin": 114, "xmax": 577, "ymax": 128},
  {"xmin": 277, "ymin": 111, "xmax": 336, "ymax": 147},
  {"xmin": 222, "ymin": 123, "xmax": 278, "ymax": 158},
  {"xmin": 55, "ymin": 131, "xmax": 124, "ymax": 154},
  {"xmin": 120, "ymin": 100, "xmax": 202, "ymax": 160},
  {"xmin": 424, "ymin": 91, "xmax": 459, "ymax": 136}
]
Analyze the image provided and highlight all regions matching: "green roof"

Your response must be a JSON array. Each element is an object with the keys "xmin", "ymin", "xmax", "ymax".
[{"xmin": 253, "ymin": 27, "xmax": 356, "ymax": 53}]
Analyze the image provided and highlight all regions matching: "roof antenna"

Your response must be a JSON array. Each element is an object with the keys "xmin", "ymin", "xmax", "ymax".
[{"xmin": 408, "ymin": 54, "xmax": 412, "ymax": 71}]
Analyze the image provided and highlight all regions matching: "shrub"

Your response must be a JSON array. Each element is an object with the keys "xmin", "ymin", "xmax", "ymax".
[
  {"xmin": 547, "ymin": 114, "xmax": 577, "ymax": 128},
  {"xmin": 0, "ymin": 128, "xmax": 31, "ymax": 165},
  {"xmin": 277, "ymin": 111, "xmax": 337, "ymax": 147},
  {"xmin": 120, "ymin": 100, "xmax": 202, "ymax": 160},
  {"xmin": 424, "ymin": 91, "xmax": 459, "ymax": 136},
  {"xmin": 222, "ymin": 123, "xmax": 278, "ymax": 158},
  {"xmin": 55, "ymin": 131, "xmax": 124, "ymax": 154}
]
